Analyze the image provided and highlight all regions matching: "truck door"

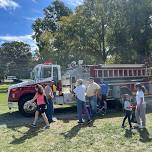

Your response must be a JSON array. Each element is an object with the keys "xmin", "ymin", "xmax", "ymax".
[{"xmin": 53, "ymin": 67, "xmax": 59, "ymax": 84}]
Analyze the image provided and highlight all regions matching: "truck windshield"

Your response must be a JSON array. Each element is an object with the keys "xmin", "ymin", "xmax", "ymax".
[
  {"xmin": 31, "ymin": 65, "xmax": 53, "ymax": 80},
  {"xmin": 43, "ymin": 66, "xmax": 52, "ymax": 78}
]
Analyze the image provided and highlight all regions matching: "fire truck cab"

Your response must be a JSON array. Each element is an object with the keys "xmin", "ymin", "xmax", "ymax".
[{"xmin": 8, "ymin": 63, "xmax": 64, "ymax": 116}]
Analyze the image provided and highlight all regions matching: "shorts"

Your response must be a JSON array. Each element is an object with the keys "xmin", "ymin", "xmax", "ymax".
[{"xmin": 36, "ymin": 104, "xmax": 46, "ymax": 113}]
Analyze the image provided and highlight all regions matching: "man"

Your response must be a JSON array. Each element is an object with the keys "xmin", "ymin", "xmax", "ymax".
[
  {"xmin": 73, "ymin": 79, "xmax": 91, "ymax": 124},
  {"xmin": 100, "ymin": 81, "xmax": 108, "ymax": 112},
  {"xmin": 86, "ymin": 77, "xmax": 100, "ymax": 117},
  {"xmin": 52, "ymin": 81, "xmax": 57, "ymax": 97},
  {"xmin": 45, "ymin": 82, "xmax": 54, "ymax": 123}
]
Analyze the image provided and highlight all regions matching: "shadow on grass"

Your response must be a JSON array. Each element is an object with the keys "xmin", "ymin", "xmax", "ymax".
[
  {"xmin": 0, "ymin": 111, "xmax": 32, "ymax": 129},
  {"xmin": 10, "ymin": 124, "xmax": 44, "ymax": 145},
  {"xmin": 61, "ymin": 122, "xmax": 93, "ymax": 139},
  {"xmin": 124, "ymin": 129, "xmax": 133, "ymax": 138},
  {"xmin": 138, "ymin": 128, "xmax": 152, "ymax": 143}
]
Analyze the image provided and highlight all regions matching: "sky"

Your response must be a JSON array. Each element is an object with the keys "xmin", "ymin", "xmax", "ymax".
[{"xmin": 0, "ymin": 0, "xmax": 83, "ymax": 51}]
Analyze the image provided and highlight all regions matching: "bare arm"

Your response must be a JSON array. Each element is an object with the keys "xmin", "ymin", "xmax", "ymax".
[{"xmin": 29, "ymin": 94, "xmax": 37, "ymax": 103}]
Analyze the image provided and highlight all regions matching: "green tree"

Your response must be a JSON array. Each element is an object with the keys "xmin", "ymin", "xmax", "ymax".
[
  {"xmin": 0, "ymin": 41, "xmax": 32, "ymax": 79},
  {"xmin": 32, "ymin": 0, "xmax": 72, "ymax": 61}
]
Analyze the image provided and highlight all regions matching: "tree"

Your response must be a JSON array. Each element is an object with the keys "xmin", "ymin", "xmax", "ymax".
[
  {"xmin": 32, "ymin": 0, "xmax": 72, "ymax": 61},
  {"xmin": 32, "ymin": 0, "xmax": 152, "ymax": 65},
  {"xmin": 52, "ymin": 0, "xmax": 114, "ymax": 64},
  {"xmin": 0, "ymin": 41, "xmax": 32, "ymax": 79},
  {"xmin": 106, "ymin": 0, "xmax": 152, "ymax": 63}
]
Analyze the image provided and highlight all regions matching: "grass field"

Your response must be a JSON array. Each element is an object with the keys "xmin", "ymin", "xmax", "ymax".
[{"xmin": 0, "ymin": 84, "xmax": 152, "ymax": 152}]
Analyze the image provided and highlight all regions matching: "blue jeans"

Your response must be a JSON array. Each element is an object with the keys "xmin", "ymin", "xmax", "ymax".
[
  {"xmin": 46, "ymin": 98, "xmax": 54, "ymax": 122},
  {"xmin": 88, "ymin": 96, "xmax": 97, "ymax": 116},
  {"xmin": 77, "ymin": 99, "xmax": 91, "ymax": 122}
]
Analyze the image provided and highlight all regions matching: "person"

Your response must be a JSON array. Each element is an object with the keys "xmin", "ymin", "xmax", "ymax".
[
  {"xmin": 100, "ymin": 81, "xmax": 108, "ymax": 102},
  {"xmin": 121, "ymin": 94, "xmax": 133, "ymax": 129},
  {"xmin": 73, "ymin": 79, "xmax": 91, "ymax": 124},
  {"xmin": 99, "ymin": 81, "xmax": 108, "ymax": 113},
  {"xmin": 135, "ymin": 83, "xmax": 146, "ymax": 128},
  {"xmin": 45, "ymin": 82, "xmax": 54, "ymax": 123},
  {"xmin": 52, "ymin": 81, "xmax": 57, "ymax": 97},
  {"xmin": 86, "ymin": 77, "xmax": 100, "ymax": 117},
  {"xmin": 29, "ymin": 84, "xmax": 50, "ymax": 129}
]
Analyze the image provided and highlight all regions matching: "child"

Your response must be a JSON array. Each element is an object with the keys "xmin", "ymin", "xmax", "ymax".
[
  {"xmin": 121, "ymin": 94, "xmax": 133, "ymax": 129},
  {"xmin": 29, "ymin": 84, "xmax": 50, "ymax": 129}
]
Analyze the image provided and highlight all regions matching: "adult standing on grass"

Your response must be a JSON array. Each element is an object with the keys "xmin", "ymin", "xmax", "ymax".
[
  {"xmin": 135, "ymin": 83, "xmax": 146, "ymax": 128},
  {"xmin": 29, "ymin": 84, "xmax": 50, "ymax": 129},
  {"xmin": 45, "ymin": 82, "xmax": 54, "ymax": 123},
  {"xmin": 86, "ymin": 77, "xmax": 100, "ymax": 117},
  {"xmin": 73, "ymin": 79, "xmax": 91, "ymax": 124}
]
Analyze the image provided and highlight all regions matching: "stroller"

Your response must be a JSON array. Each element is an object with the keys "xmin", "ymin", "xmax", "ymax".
[{"xmin": 97, "ymin": 97, "xmax": 107, "ymax": 115}]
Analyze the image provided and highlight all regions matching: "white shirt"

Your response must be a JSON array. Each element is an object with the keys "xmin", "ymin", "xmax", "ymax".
[
  {"xmin": 124, "ymin": 100, "xmax": 131, "ymax": 111},
  {"xmin": 73, "ymin": 84, "xmax": 86, "ymax": 102},
  {"xmin": 136, "ymin": 90, "xmax": 144, "ymax": 105}
]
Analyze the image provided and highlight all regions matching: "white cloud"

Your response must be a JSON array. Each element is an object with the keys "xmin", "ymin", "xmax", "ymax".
[
  {"xmin": 63, "ymin": 0, "xmax": 83, "ymax": 7},
  {"xmin": 24, "ymin": 16, "xmax": 37, "ymax": 21},
  {"xmin": 0, "ymin": 0, "xmax": 20, "ymax": 10},
  {"xmin": 0, "ymin": 35, "xmax": 38, "ymax": 51}
]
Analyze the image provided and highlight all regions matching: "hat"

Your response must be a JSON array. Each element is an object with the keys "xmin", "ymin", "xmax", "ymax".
[
  {"xmin": 88, "ymin": 77, "xmax": 94, "ymax": 80},
  {"xmin": 76, "ymin": 79, "xmax": 83, "ymax": 85}
]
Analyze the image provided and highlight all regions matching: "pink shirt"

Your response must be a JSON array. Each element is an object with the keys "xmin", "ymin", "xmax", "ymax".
[{"xmin": 35, "ymin": 93, "xmax": 45, "ymax": 105}]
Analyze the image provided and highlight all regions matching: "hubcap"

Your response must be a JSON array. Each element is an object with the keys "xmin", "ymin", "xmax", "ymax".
[{"xmin": 23, "ymin": 102, "xmax": 37, "ymax": 113}]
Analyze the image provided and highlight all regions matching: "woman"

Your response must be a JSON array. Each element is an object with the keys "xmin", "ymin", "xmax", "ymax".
[
  {"xmin": 135, "ymin": 83, "xmax": 146, "ymax": 128},
  {"xmin": 29, "ymin": 84, "xmax": 50, "ymax": 129}
]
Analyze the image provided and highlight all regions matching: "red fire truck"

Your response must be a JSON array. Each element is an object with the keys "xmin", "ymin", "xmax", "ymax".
[{"xmin": 8, "ymin": 62, "xmax": 152, "ymax": 116}]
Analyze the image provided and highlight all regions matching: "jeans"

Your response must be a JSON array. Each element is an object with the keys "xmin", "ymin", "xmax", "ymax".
[
  {"xmin": 77, "ymin": 99, "xmax": 91, "ymax": 122},
  {"xmin": 135, "ymin": 103, "xmax": 146, "ymax": 126},
  {"xmin": 88, "ymin": 96, "xmax": 97, "ymax": 117},
  {"xmin": 46, "ymin": 98, "xmax": 54, "ymax": 122},
  {"xmin": 122, "ymin": 110, "xmax": 132, "ymax": 127}
]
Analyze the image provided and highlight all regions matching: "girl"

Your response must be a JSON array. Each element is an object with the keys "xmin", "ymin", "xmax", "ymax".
[
  {"xmin": 29, "ymin": 84, "xmax": 50, "ymax": 129},
  {"xmin": 121, "ymin": 94, "xmax": 132, "ymax": 129}
]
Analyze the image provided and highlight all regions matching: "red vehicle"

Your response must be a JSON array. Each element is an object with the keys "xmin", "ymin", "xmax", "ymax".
[
  {"xmin": 8, "ymin": 63, "xmax": 62, "ymax": 116},
  {"xmin": 8, "ymin": 62, "xmax": 152, "ymax": 116}
]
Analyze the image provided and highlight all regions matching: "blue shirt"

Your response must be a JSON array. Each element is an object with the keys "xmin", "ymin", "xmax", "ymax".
[{"xmin": 100, "ymin": 83, "xmax": 108, "ymax": 95}]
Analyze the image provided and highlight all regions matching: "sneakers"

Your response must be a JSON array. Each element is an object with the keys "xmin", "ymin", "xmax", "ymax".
[
  {"xmin": 134, "ymin": 123, "xmax": 140, "ymax": 128},
  {"xmin": 121, "ymin": 125, "xmax": 125, "ymax": 128},
  {"xmin": 87, "ymin": 120, "xmax": 92, "ymax": 124},
  {"xmin": 130, "ymin": 126, "xmax": 133, "ymax": 129},
  {"xmin": 77, "ymin": 121, "xmax": 84, "ymax": 124},
  {"xmin": 43, "ymin": 125, "xmax": 50, "ymax": 129},
  {"xmin": 139, "ymin": 125, "xmax": 145, "ymax": 129},
  {"xmin": 30, "ymin": 124, "xmax": 36, "ymax": 128}
]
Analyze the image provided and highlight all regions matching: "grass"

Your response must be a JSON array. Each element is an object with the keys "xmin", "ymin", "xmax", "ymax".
[
  {"xmin": 0, "ymin": 110, "xmax": 152, "ymax": 152},
  {"xmin": 0, "ymin": 84, "xmax": 9, "ymax": 93},
  {"xmin": 1, "ymin": 85, "xmax": 152, "ymax": 152}
]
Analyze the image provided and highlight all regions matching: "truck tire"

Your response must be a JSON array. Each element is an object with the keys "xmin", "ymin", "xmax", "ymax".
[{"xmin": 18, "ymin": 94, "xmax": 36, "ymax": 117}]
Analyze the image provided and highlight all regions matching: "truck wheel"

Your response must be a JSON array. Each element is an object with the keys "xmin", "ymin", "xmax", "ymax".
[{"xmin": 19, "ymin": 94, "xmax": 36, "ymax": 117}]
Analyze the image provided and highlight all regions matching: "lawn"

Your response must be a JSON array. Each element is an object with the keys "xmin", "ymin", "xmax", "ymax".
[{"xmin": 0, "ymin": 84, "xmax": 152, "ymax": 152}]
